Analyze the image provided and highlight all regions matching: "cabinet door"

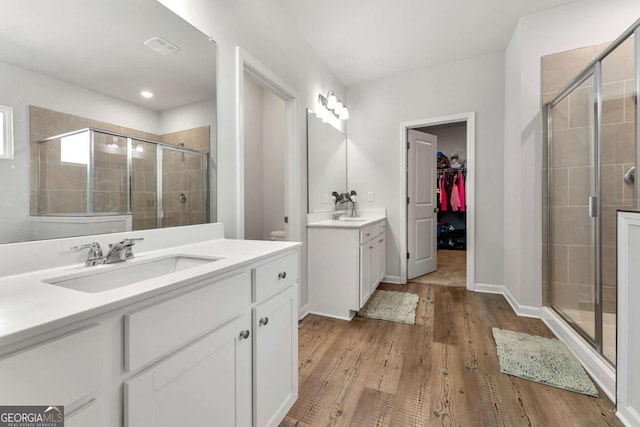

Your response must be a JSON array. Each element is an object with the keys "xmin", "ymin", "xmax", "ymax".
[
  {"xmin": 359, "ymin": 245, "xmax": 371, "ymax": 307},
  {"xmin": 369, "ymin": 242, "xmax": 379, "ymax": 296},
  {"xmin": 253, "ymin": 285, "xmax": 298, "ymax": 427},
  {"xmin": 125, "ymin": 313, "xmax": 252, "ymax": 427},
  {"xmin": 378, "ymin": 233, "xmax": 386, "ymax": 282}
]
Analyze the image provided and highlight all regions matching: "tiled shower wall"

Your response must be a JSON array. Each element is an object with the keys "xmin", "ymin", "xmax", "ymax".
[
  {"xmin": 30, "ymin": 106, "xmax": 209, "ymax": 231},
  {"xmin": 542, "ymin": 38, "xmax": 636, "ymax": 315}
]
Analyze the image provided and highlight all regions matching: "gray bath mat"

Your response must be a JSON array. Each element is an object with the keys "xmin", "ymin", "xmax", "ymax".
[
  {"xmin": 358, "ymin": 290, "xmax": 419, "ymax": 324},
  {"xmin": 492, "ymin": 328, "xmax": 598, "ymax": 396}
]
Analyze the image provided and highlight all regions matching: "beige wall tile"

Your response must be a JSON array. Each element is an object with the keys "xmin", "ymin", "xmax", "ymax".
[
  {"xmin": 624, "ymin": 79, "xmax": 636, "ymax": 123},
  {"xmin": 550, "ymin": 244, "xmax": 569, "ymax": 283},
  {"xmin": 601, "ymin": 122, "xmax": 635, "ymax": 165},
  {"xmin": 551, "ymin": 168, "xmax": 569, "ymax": 206},
  {"xmin": 601, "ymin": 82, "xmax": 625, "ymax": 125},
  {"xmin": 601, "ymin": 164, "xmax": 624, "ymax": 206},
  {"xmin": 601, "ymin": 245, "xmax": 616, "ymax": 288},
  {"xmin": 568, "ymin": 166, "xmax": 591, "ymax": 206},
  {"xmin": 568, "ymin": 85, "xmax": 593, "ymax": 128},
  {"xmin": 552, "ymin": 127, "xmax": 592, "ymax": 168},
  {"xmin": 551, "ymin": 206, "xmax": 592, "ymax": 245},
  {"xmin": 568, "ymin": 244, "xmax": 593, "ymax": 285},
  {"xmin": 542, "ymin": 46, "xmax": 595, "ymax": 93},
  {"xmin": 601, "ymin": 35, "xmax": 635, "ymax": 83}
]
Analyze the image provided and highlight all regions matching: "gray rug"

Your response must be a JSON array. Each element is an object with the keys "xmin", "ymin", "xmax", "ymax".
[
  {"xmin": 358, "ymin": 290, "xmax": 419, "ymax": 324},
  {"xmin": 492, "ymin": 328, "xmax": 598, "ymax": 396}
]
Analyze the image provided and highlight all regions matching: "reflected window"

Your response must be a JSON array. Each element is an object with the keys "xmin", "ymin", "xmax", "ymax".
[
  {"xmin": 60, "ymin": 131, "xmax": 90, "ymax": 165},
  {"xmin": 0, "ymin": 105, "xmax": 13, "ymax": 160}
]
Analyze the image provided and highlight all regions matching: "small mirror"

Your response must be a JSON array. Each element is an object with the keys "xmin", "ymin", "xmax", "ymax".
[
  {"xmin": 307, "ymin": 110, "xmax": 347, "ymax": 213},
  {"xmin": 0, "ymin": 0, "xmax": 217, "ymax": 244}
]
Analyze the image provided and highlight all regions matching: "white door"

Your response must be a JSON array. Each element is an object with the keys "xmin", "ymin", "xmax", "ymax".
[
  {"xmin": 407, "ymin": 129, "xmax": 437, "ymax": 280},
  {"xmin": 253, "ymin": 285, "xmax": 298, "ymax": 427},
  {"xmin": 125, "ymin": 313, "xmax": 252, "ymax": 427}
]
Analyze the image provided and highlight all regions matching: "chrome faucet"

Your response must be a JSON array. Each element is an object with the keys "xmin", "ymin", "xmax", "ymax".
[
  {"xmin": 105, "ymin": 238, "xmax": 144, "ymax": 264},
  {"xmin": 71, "ymin": 242, "xmax": 105, "ymax": 266}
]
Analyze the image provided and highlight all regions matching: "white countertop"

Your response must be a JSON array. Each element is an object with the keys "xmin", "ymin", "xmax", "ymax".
[
  {"xmin": 307, "ymin": 215, "xmax": 386, "ymax": 229},
  {"xmin": 0, "ymin": 238, "xmax": 301, "ymax": 347}
]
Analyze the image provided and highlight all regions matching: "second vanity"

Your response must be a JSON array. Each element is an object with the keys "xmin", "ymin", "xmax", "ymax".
[
  {"xmin": 307, "ymin": 213, "xmax": 386, "ymax": 320},
  {"xmin": 0, "ymin": 223, "xmax": 300, "ymax": 427}
]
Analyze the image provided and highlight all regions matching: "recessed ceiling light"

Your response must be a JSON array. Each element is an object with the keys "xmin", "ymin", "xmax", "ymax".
[
  {"xmin": 144, "ymin": 37, "xmax": 179, "ymax": 55},
  {"xmin": 140, "ymin": 90, "xmax": 154, "ymax": 99}
]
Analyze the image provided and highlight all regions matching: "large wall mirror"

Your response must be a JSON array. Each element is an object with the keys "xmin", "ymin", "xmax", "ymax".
[
  {"xmin": 307, "ymin": 109, "xmax": 347, "ymax": 213},
  {"xmin": 0, "ymin": 0, "xmax": 217, "ymax": 244}
]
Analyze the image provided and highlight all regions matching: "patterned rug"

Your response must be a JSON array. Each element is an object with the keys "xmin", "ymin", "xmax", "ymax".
[
  {"xmin": 358, "ymin": 290, "xmax": 419, "ymax": 324},
  {"xmin": 492, "ymin": 328, "xmax": 598, "ymax": 396}
]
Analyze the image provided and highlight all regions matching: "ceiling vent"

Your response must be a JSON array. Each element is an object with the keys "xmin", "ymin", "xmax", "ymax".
[{"xmin": 144, "ymin": 37, "xmax": 179, "ymax": 55}]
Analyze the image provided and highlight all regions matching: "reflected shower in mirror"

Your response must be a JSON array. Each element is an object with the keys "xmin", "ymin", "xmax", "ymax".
[
  {"xmin": 0, "ymin": 0, "xmax": 217, "ymax": 244},
  {"xmin": 307, "ymin": 109, "xmax": 347, "ymax": 213}
]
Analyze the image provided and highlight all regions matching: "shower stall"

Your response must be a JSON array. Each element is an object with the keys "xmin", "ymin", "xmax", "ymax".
[
  {"xmin": 544, "ymin": 22, "xmax": 639, "ymax": 367},
  {"xmin": 36, "ymin": 128, "xmax": 209, "ymax": 231}
]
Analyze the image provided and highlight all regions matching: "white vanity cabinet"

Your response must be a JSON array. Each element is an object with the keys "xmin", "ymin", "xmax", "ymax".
[
  {"xmin": 309, "ymin": 218, "xmax": 386, "ymax": 319},
  {"xmin": 0, "ymin": 242, "xmax": 299, "ymax": 427}
]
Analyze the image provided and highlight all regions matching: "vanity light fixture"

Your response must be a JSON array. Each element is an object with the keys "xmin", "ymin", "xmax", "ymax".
[
  {"xmin": 140, "ymin": 90, "xmax": 154, "ymax": 99},
  {"xmin": 319, "ymin": 91, "xmax": 349, "ymax": 120}
]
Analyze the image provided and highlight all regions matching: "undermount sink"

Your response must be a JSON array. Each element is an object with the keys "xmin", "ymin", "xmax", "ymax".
[
  {"xmin": 338, "ymin": 217, "xmax": 368, "ymax": 222},
  {"xmin": 44, "ymin": 255, "xmax": 221, "ymax": 293}
]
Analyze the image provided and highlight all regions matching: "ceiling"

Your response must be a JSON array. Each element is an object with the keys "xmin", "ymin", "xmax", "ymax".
[
  {"xmin": 278, "ymin": 0, "xmax": 579, "ymax": 86},
  {"xmin": 0, "ymin": 0, "xmax": 216, "ymax": 112}
]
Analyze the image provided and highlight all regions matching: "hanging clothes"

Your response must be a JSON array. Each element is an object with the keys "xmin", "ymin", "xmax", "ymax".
[
  {"xmin": 440, "ymin": 174, "xmax": 448, "ymax": 212},
  {"xmin": 457, "ymin": 171, "xmax": 466, "ymax": 212},
  {"xmin": 450, "ymin": 176, "xmax": 461, "ymax": 211}
]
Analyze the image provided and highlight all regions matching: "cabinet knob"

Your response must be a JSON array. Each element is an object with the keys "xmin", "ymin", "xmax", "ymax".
[
  {"xmin": 366, "ymin": 233, "xmax": 370, "ymax": 237},
  {"xmin": 259, "ymin": 317, "xmax": 269, "ymax": 326},
  {"xmin": 239, "ymin": 330, "xmax": 250, "ymax": 340},
  {"xmin": 369, "ymin": 246, "xmax": 373, "ymax": 250},
  {"xmin": 277, "ymin": 271, "xmax": 287, "ymax": 280},
  {"xmin": 379, "ymin": 239, "xmax": 384, "ymax": 243}
]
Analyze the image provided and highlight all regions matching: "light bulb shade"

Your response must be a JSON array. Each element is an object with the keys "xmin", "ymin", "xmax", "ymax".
[
  {"xmin": 339, "ymin": 106, "xmax": 349, "ymax": 120},
  {"xmin": 334, "ymin": 101, "xmax": 343, "ymax": 112},
  {"xmin": 326, "ymin": 93, "xmax": 337, "ymax": 109}
]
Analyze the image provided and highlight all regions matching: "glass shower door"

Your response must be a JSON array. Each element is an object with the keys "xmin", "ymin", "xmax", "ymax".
[{"xmin": 548, "ymin": 74, "xmax": 598, "ymax": 344}]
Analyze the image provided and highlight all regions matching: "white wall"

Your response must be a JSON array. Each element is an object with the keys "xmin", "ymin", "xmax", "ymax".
[
  {"xmin": 0, "ymin": 61, "xmax": 160, "ymax": 244},
  {"xmin": 504, "ymin": 0, "xmax": 640, "ymax": 309},
  {"xmin": 262, "ymin": 90, "xmax": 286, "ymax": 240},
  {"xmin": 158, "ymin": 0, "xmax": 347, "ymax": 312},
  {"xmin": 348, "ymin": 52, "xmax": 505, "ymax": 285},
  {"xmin": 243, "ymin": 73, "xmax": 265, "ymax": 240},
  {"xmin": 243, "ymin": 73, "xmax": 287, "ymax": 241}
]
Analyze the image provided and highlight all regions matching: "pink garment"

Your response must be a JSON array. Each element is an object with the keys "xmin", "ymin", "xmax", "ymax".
[
  {"xmin": 458, "ymin": 171, "xmax": 466, "ymax": 212},
  {"xmin": 450, "ymin": 179, "xmax": 461, "ymax": 211},
  {"xmin": 440, "ymin": 174, "xmax": 448, "ymax": 212}
]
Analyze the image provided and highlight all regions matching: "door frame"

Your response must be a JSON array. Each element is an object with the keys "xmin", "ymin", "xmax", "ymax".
[
  {"xmin": 399, "ymin": 112, "xmax": 475, "ymax": 291},
  {"xmin": 236, "ymin": 47, "xmax": 301, "ymax": 243}
]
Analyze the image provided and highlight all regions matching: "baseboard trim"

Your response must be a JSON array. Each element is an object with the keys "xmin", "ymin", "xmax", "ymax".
[
  {"xmin": 383, "ymin": 275, "xmax": 401, "ymax": 284},
  {"xmin": 473, "ymin": 284, "xmax": 542, "ymax": 319},
  {"xmin": 299, "ymin": 304, "xmax": 310, "ymax": 320},
  {"xmin": 541, "ymin": 307, "xmax": 616, "ymax": 403},
  {"xmin": 308, "ymin": 310, "xmax": 354, "ymax": 322},
  {"xmin": 617, "ymin": 406, "xmax": 640, "ymax": 427}
]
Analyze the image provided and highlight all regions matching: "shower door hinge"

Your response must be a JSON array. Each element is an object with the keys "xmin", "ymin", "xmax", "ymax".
[
  {"xmin": 407, "ymin": 142, "xmax": 410, "ymax": 149},
  {"xmin": 407, "ymin": 252, "xmax": 410, "ymax": 260},
  {"xmin": 407, "ymin": 197, "xmax": 410, "ymax": 204},
  {"xmin": 284, "ymin": 216, "xmax": 289, "ymax": 224}
]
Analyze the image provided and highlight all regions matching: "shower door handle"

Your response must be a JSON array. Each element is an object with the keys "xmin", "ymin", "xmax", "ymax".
[{"xmin": 588, "ymin": 196, "xmax": 598, "ymax": 218}]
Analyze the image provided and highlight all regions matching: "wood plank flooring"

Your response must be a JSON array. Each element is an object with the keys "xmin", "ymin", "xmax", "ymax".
[{"xmin": 283, "ymin": 282, "xmax": 621, "ymax": 427}]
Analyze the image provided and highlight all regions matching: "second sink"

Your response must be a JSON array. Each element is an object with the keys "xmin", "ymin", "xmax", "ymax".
[{"xmin": 44, "ymin": 255, "xmax": 221, "ymax": 293}]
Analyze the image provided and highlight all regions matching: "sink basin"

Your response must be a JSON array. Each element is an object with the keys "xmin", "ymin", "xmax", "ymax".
[
  {"xmin": 44, "ymin": 255, "xmax": 221, "ymax": 293},
  {"xmin": 338, "ymin": 217, "xmax": 368, "ymax": 222}
]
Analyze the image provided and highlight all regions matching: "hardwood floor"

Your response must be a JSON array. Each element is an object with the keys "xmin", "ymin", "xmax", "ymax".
[
  {"xmin": 411, "ymin": 250, "xmax": 466, "ymax": 287},
  {"xmin": 283, "ymin": 282, "xmax": 621, "ymax": 427}
]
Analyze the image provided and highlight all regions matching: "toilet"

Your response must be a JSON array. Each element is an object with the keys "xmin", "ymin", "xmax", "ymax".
[{"xmin": 270, "ymin": 230, "xmax": 286, "ymax": 241}]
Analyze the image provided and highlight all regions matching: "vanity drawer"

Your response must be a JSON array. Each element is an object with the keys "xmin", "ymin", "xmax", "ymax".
[
  {"xmin": 125, "ymin": 270, "xmax": 251, "ymax": 372},
  {"xmin": 0, "ymin": 325, "xmax": 102, "ymax": 405},
  {"xmin": 253, "ymin": 252, "xmax": 298, "ymax": 302},
  {"xmin": 360, "ymin": 226, "xmax": 374, "ymax": 244}
]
